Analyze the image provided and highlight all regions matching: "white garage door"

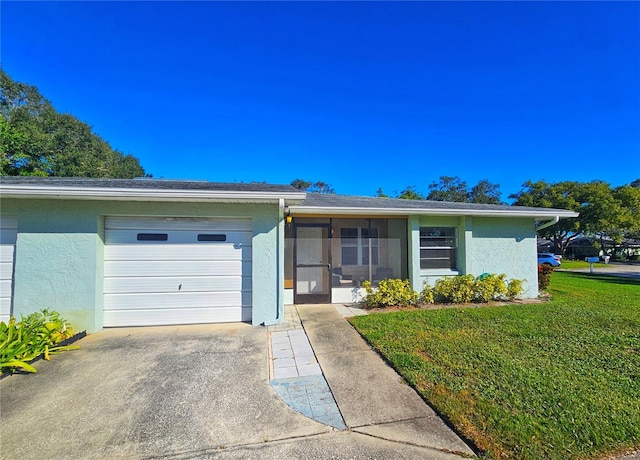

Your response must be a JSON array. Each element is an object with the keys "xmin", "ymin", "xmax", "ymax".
[
  {"xmin": 104, "ymin": 217, "xmax": 252, "ymax": 327},
  {"xmin": 0, "ymin": 217, "xmax": 17, "ymax": 324}
]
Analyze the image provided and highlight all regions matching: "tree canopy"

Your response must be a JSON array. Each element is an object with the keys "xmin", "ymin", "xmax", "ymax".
[
  {"xmin": 390, "ymin": 176, "xmax": 503, "ymax": 204},
  {"xmin": 510, "ymin": 179, "xmax": 640, "ymax": 255},
  {"xmin": 0, "ymin": 69, "xmax": 147, "ymax": 178},
  {"xmin": 290, "ymin": 178, "xmax": 335, "ymax": 194}
]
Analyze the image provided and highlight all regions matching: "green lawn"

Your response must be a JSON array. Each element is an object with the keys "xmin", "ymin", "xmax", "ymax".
[
  {"xmin": 349, "ymin": 272, "xmax": 640, "ymax": 459},
  {"xmin": 559, "ymin": 259, "xmax": 608, "ymax": 269}
]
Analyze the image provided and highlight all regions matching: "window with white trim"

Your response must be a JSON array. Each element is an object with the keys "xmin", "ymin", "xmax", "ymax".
[
  {"xmin": 341, "ymin": 227, "xmax": 378, "ymax": 265},
  {"xmin": 419, "ymin": 227, "xmax": 457, "ymax": 270}
]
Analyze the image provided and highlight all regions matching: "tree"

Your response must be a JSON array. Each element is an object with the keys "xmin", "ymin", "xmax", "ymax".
[
  {"xmin": 397, "ymin": 185, "xmax": 425, "ymax": 200},
  {"xmin": 290, "ymin": 179, "xmax": 335, "ymax": 194},
  {"xmin": 469, "ymin": 179, "xmax": 503, "ymax": 204},
  {"xmin": 510, "ymin": 180, "xmax": 583, "ymax": 254},
  {"xmin": 510, "ymin": 179, "xmax": 639, "ymax": 256},
  {"xmin": 0, "ymin": 69, "xmax": 147, "ymax": 178},
  {"xmin": 426, "ymin": 176, "xmax": 469, "ymax": 202},
  {"xmin": 585, "ymin": 182, "xmax": 640, "ymax": 257},
  {"xmin": 375, "ymin": 187, "xmax": 388, "ymax": 198}
]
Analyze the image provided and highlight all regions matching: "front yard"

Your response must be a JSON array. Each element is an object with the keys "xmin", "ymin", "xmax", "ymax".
[{"xmin": 349, "ymin": 272, "xmax": 640, "ymax": 459}]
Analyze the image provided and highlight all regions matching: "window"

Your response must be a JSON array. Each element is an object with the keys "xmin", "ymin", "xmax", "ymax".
[
  {"xmin": 341, "ymin": 227, "xmax": 378, "ymax": 265},
  {"xmin": 137, "ymin": 233, "xmax": 168, "ymax": 241},
  {"xmin": 197, "ymin": 234, "xmax": 226, "ymax": 242},
  {"xmin": 419, "ymin": 227, "xmax": 457, "ymax": 270}
]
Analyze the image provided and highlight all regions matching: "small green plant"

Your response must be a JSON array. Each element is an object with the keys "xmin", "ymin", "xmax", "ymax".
[
  {"xmin": 538, "ymin": 264, "xmax": 554, "ymax": 291},
  {"xmin": 0, "ymin": 309, "xmax": 79, "ymax": 374},
  {"xmin": 362, "ymin": 278, "xmax": 418, "ymax": 308},
  {"xmin": 506, "ymin": 278, "xmax": 524, "ymax": 299},
  {"xmin": 420, "ymin": 283, "xmax": 434, "ymax": 304}
]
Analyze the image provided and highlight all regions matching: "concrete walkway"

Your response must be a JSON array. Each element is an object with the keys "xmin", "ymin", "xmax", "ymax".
[{"xmin": 270, "ymin": 304, "xmax": 474, "ymax": 458}]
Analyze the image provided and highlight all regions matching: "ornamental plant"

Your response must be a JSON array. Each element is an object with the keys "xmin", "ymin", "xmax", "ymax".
[
  {"xmin": 430, "ymin": 273, "xmax": 524, "ymax": 304},
  {"xmin": 362, "ymin": 279, "xmax": 418, "ymax": 308},
  {"xmin": 538, "ymin": 264, "xmax": 554, "ymax": 291},
  {"xmin": 433, "ymin": 275, "xmax": 476, "ymax": 303},
  {"xmin": 0, "ymin": 309, "xmax": 79, "ymax": 374}
]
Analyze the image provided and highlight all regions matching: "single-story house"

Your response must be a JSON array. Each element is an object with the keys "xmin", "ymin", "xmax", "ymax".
[{"xmin": 0, "ymin": 177, "xmax": 578, "ymax": 333}]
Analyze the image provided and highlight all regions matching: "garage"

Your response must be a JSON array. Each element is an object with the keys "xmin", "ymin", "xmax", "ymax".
[
  {"xmin": 0, "ymin": 216, "xmax": 17, "ymax": 323},
  {"xmin": 104, "ymin": 216, "xmax": 252, "ymax": 327}
]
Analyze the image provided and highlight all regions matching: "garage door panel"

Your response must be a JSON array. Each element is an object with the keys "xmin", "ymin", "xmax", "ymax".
[
  {"xmin": 0, "ymin": 246, "xmax": 15, "ymax": 261},
  {"xmin": 104, "ymin": 275, "xmax": 246, "ymax": 294},
  {"xmin": 104, "ymin": 229, "xmax": 252, "ymax": 246},
  {"xmin": 104, "ymin": 291, "xmax": 251, "ymax": 310},
  {"xmin": 103, "ymin": 216, "xmax": 252, "ymax": 327},
  {"xmin": 104, "ymin": 260, "xmax": 251, "ymax": 277},
  {"xmin": 0, "ymin": 261, "xmax": 15, "ymax": 280},
  {"xmin": 0, "ymin": 297, "xmax": 11, "ymax": 320},
  {"xmin": 106, "ymin": 217, "xmax": 251, "ymax": 232},
  {"xmin": 0, "ymin": 217, "xmax": 16, "ymax": 323},
  {"xmin": 104, "ymin": 244, "xmax": 250, "ymax": 262},
  {"xmin": 104, "ymin": 306, "xmax": 252, "ymax": 327},
  {"xmin": 0, "ymin": 279, "xmax": 12, "ymax": 296}
]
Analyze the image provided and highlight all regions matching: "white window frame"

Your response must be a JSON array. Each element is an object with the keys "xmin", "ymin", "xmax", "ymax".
[
  {"xmin": 340, "ymin": 227, "xmax": 378, "ymax": 266},
  {"xmin": 419, "ymin": 227, "xmax": 458, "ymax": 272}
]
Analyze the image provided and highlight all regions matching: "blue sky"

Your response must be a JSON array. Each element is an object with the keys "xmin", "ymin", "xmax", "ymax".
[{"xmin": 2, "ymin": 1, "xmax": 639, "ymax": 200}]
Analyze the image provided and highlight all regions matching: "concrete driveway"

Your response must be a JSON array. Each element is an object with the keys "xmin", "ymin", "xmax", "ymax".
[{"xmin": 1, "ymin": 321, "xmax": 470, "ymax": 459}]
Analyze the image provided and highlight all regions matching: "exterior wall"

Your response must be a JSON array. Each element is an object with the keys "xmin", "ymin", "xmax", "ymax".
[
  {"xmin": 411, "ymin": 215, "xmax": 538, "ymax": 298},
  {"xmin": 465, "ymin": 217, "xmax": 539, "ymax": 298},
  {"xmin": 0, "ymin": 198, "xmax": 282, "ymax": 332}
]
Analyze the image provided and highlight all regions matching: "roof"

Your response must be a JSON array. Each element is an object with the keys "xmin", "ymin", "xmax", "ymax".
[
  {"xmin": 0, "ymin": 177, "xmax": 579, "ymax": 219},
  {"xmin": 0, "ymin": 176, "xmax": 306, "ymax": 203},
  {"xmin": 290, "ymin": 193, "xmax": 579, "ymax": 219}
]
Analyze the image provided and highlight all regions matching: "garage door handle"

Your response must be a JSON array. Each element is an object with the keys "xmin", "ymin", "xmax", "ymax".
[{"xmin": 178, "ymin": 283, "xmax": 182, "ymax": 291}]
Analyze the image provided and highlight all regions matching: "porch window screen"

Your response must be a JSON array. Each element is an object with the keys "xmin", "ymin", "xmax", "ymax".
[
  {"xmin": 341, "ymin": 227, "xmax": 378, "ymax": 265},
  {"xmin": 419, "ymin": 227, "xmax": 457, "ymax": 270}
]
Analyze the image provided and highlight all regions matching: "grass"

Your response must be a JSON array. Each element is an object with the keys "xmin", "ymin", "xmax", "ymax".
[
  {"xmin": 559, "ymin": 259, "xmax": 608, "ymax": 269},
  {"xmin": 349, "ymin": 272, "xmax": 640, "ymax": 459}
]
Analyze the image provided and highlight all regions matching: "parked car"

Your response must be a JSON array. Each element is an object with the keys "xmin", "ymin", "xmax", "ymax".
[{"xmin": 538, "ymin": 253, "xmax": 561, "ymax": 267}]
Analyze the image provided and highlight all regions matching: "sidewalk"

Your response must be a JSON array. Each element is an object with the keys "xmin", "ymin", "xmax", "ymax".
[{"xmin": 295, "ymin": 304, "xmax": 474, "ymax": 457}]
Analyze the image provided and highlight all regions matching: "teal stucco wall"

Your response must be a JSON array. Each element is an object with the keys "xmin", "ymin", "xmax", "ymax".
[
  {"xmin": 412, "ymin": 215, "xmax": 539, "ymax": 298},
  {"xmin": 1, "ymin": 198, "xmax": 282, "ymax": 332}
]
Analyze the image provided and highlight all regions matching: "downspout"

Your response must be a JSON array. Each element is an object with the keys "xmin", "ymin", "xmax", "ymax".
[{"xmin": 536, "ymin": 216, "xmax": 559, "ymax": 232}]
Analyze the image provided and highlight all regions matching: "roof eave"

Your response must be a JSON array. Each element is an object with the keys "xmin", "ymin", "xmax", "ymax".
[
  {"xmin": 0, "ymin": 185, "xmax": 307, "ymax": 204},
  {"xmin": 289, "ymin": 206, "xmax": 579, "ymax": 219}
]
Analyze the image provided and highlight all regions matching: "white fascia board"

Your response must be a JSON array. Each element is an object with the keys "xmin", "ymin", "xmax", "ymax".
[
  {"xmin": 289, "ymin": 206, "xmax": 579, "ymax": 219},
  {"xmin": 0, "ymin": 185, "xmax": 307, "ymax": 204}
]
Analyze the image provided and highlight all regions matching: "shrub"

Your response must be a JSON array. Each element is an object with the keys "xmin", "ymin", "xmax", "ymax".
[
  {"xmin": 433, "ymin": 274, "xmax": 525, "ymax": 304},
  {"xmin": 473, "ymin": 273, "xmax": 507, "ymax": 302},
  {"xmin": 538, "ymin": 264, "xmax": 554, "ymax": 291},
  {"xmin": 506, "ymin": 278, "xmax": 524, "ymax": 300},
  {"xmin": 420, "ymin": 283, "xmax": 435, "ymax": 304},
  {"xmin": 433, "ymin": 275, "xmax": 475, "ymax": 303},
  {"xmin": 362, "ymin": 279, "xmax": 418, "ymax": 308}
]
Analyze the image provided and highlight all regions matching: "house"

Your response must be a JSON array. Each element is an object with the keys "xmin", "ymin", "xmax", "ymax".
[{"xmin": 0, "ymin": 177, "xmax": 578, "ymax": 332}]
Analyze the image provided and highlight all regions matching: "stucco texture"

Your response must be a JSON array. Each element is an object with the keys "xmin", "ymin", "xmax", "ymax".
[
  {"xmin": 1, "ymin": 198, "xmax": 281, "ymax": 332},
  {"xmin": 467, "ymin": 217, "xmax": 539, "ymax": 298},
  {"xmin": 417, "ymin": 216, "xmax": 538, "ymax": 298}
]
